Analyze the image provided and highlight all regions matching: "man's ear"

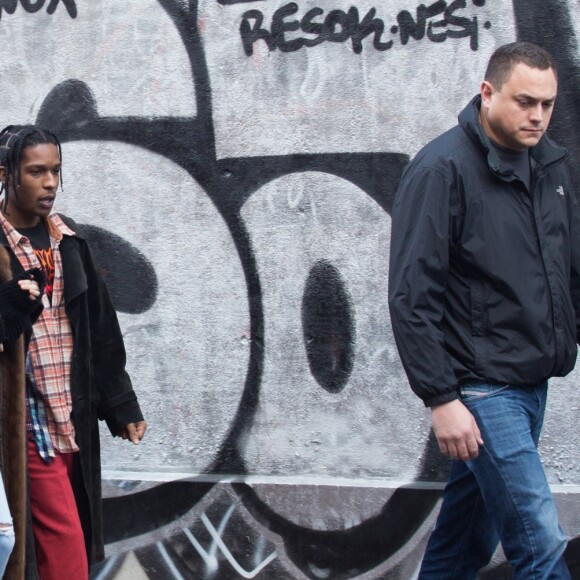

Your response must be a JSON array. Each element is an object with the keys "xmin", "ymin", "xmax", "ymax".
[{"xmin": 480, "ymin": 80, "xmax": 494, "ymax": 109}]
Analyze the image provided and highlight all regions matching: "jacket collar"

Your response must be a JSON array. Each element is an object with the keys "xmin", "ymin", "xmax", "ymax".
[{"xmin": 458, "ymin": 95, "xmax": 568, "ymax": 178}]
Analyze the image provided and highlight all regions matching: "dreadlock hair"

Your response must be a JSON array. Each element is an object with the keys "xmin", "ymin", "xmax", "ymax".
[
  {"xmin": 484, "ymin": 42, "xmax": 557, "ymax": 90},
  {"xmin": 0, "ymin": 124, "xmax": 63, "ymax": 213}
]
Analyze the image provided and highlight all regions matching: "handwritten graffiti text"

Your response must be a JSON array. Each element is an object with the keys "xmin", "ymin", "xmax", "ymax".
[
  {"xmin": 240, "ymin": 0, "xmax": 489, "ymax": 55},
  {"xmin": 0, "ymin": 0, "xmax": 77, "ymax": 20}
]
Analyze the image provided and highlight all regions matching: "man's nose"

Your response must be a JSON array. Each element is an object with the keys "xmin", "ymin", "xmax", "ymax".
[
  {"xmin": 529, "ymin": 104, "xmax": 544, "ymax": 123},
  {"xmin": 44, "ymin": 172, "xmax": 58, "ymax": 190}
]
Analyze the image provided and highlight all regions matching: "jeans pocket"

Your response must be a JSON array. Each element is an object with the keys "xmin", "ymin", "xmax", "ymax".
[{"xmin": 459, "ymin": 383, "xmax": 510, "ymax": 402}]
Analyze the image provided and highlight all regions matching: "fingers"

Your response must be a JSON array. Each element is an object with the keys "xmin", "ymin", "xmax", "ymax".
[
  {"xmin": 126, "ymin": 424, "xmax": 138, "ymax": 444},
  {"xmin": 451, "ymin": 417, "xmax": 484, "ymax": 460},
  {"xmin": 439, "ymin": 440, "xmax": 475, "ymax": 461},
  {"xmin": 122, "ymin": 421, "xmax": 147, "ymax": 445},
  {"xmin": 439, "ymin": 429, "xmax": 481, "ymax": 461},
  {"xmin": 462, "ymin": 432, "xmax": 481, "ymax": 460},
  {"xmin": 135, "ymin": 420, "xmax": 148, "ymax": 440},
  {"xmin": 472, "ymin": 416, "xmax": 484, "ymax": 446},
  {"xmin": 18, "ymin": 279, "xmax": 41, "ymax": 299}
]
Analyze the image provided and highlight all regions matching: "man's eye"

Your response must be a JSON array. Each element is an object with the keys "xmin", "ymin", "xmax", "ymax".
[
  {"xmin": 543, "ymin": 102, "xmax": 554, "ymax": 109},
  {"xmin": 518, "ymin": 100, "xmax": 529, "ymax": 107}
]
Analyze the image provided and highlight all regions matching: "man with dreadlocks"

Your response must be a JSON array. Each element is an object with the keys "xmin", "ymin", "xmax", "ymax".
[{"xmin": 0, "ymin": 124, "xmax": 147, "ymax": 579}]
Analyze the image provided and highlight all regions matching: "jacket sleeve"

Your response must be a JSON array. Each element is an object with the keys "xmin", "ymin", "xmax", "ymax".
[
  {"xmin": 388, "ymin": 163, "xmax": 460, "ymax": 407},
  {"xmin": 0, "ymin": 269, "xmax": 44, "ymax": 345},
  {"xmin": 81, "ymin": 241, "xmax": 145, "ymax": 435},
  {"xmin": 566, "ymin": 167, "xmax": 580, "ymax": 343}
]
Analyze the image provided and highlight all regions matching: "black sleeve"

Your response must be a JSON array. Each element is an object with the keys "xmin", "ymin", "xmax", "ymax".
[
  {"xmin": 565, "ymin": 165, "xmax": 580, "ymax": 343},
  {"xmin": 0, "ymin": 268, "xmax": 45, "ymax": 318},
  {"xmin": 81, "ymin": 240, "xmax": 145, "ymax": 435},
  {"xmin": 388, "ymin": 164, "xmax": 460, "ymax": 407},
  {"xmin": 0, "ymin": 267, "xmax": 45, "ymax": 343}
]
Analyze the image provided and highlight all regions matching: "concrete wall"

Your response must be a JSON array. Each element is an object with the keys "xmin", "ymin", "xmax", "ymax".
[{"xmin": 1, "ymin": 1, "xmax": 579, "ymax": 578}]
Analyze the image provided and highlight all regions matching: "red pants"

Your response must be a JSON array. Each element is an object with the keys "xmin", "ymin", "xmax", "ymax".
[{"xmin": 27, "ymin": 440, "xmax": 89, "ymax": 579}]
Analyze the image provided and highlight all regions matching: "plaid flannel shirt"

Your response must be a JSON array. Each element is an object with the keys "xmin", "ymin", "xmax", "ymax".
[{"xmin": 0, "ymin": 211, "xmax": 78, "ymax": 461}]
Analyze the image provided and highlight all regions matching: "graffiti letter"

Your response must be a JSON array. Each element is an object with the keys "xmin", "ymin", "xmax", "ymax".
[
  {"xmin": 444, "ymin": 0, "xmax": 479, "ymax": 50},
  {"xmin": 301, "ymin": 7, "xmax": 325, "ymax": 48},
  {"xmin": 397, "ymin": 0, "xmax": 446, "ymax": 46},
  {"xmin": 351, "ymin": 8, "xmax": 393, "ymax": 54},
  {"xmin": 272, "ymin": 2, "xmax": 304, "ymax": 52},
  {"xmin": 322, "ymin": 9, "xmax": 353, "ymax": 44},
  {"xmin": 20, "ymin": 0, "xmax": 44, "ymax": 13},
  {"xmin": 240, "ymin": 9, "xmax": 275, "ymax": 56},
  {"xmin": 0, "ymin": 0, "xmax": 17, "ymax": 20},
  {"xmin": 46, "ymin": 0, "xmax": 77, "ymax": 18},
  {"xmin": 426, "ymin": 16, "xmax": 448, "ymax": 43}
]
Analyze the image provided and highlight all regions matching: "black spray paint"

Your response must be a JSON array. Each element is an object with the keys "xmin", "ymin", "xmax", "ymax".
[
  {"xmin": 0, "ymin": 0, "xmax": 77, "ymax": 19},
  {"xmin": 302, "ymin": 260, "xmax": 355, "ymax": 394},
  {"xmin": 240, "ymin": 0, "xmax": 490, "ymax": 56}
]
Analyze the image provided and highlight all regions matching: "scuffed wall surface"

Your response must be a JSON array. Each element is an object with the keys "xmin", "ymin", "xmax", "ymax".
[{"xmin": 0, "ymin": 1, "xmax": 578, "ymax": 578}]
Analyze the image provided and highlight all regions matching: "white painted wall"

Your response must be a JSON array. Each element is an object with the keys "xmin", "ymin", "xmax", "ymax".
[{"xmin": 0, "ymin": 0, "xmax": 578, "ymax": 490}]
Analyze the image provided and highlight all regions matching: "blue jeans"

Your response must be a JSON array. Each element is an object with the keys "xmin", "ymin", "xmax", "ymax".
[
  {"xmin": 0, "ymin": 471, "xmax": 15, "ymax": 578},
  {"xmin": 419, "ymin": 382, "xmax": 570, "ymax": 579}
]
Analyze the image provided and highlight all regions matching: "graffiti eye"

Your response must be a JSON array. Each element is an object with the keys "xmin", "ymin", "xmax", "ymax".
[{"xmin": 302, "ymin": 259, "xmax": 355, "ymax": 394}]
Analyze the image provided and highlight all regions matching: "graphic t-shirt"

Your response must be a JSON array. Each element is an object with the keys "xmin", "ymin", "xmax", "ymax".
[{"xmin": 17, "ymin": 221, "xmax": 54, "ymax": 302}]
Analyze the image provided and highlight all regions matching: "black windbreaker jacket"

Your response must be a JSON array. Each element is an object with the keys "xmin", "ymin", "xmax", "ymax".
[{"xmin": 388, "ymin": 95, "xmax": 579, "ymax": 407}]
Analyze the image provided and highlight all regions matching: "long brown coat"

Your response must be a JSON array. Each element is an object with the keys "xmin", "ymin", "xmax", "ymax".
[{"xmin": 0, "ymin": 244, "xmax": 27, "ymax": 580}]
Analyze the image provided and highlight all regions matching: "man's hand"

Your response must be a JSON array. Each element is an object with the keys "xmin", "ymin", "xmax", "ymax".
[
  {"xmin": 120, "ymin": 420, "xmax": 147, "ymax": 445},
  {"xmin": 431, "ymin": 400, "xmax": 483, "ymax": 460}
]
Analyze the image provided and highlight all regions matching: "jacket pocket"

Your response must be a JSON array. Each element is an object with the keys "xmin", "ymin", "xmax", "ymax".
[{"xmin": 470, "ymin": 281, "xmax": 488, "ymax": 375}]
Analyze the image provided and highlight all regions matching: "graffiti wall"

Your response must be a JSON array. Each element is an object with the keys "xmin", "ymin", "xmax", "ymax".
[{"xmin": 1, "ymin": 0, "xmax": 579, "ymax": 578}]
